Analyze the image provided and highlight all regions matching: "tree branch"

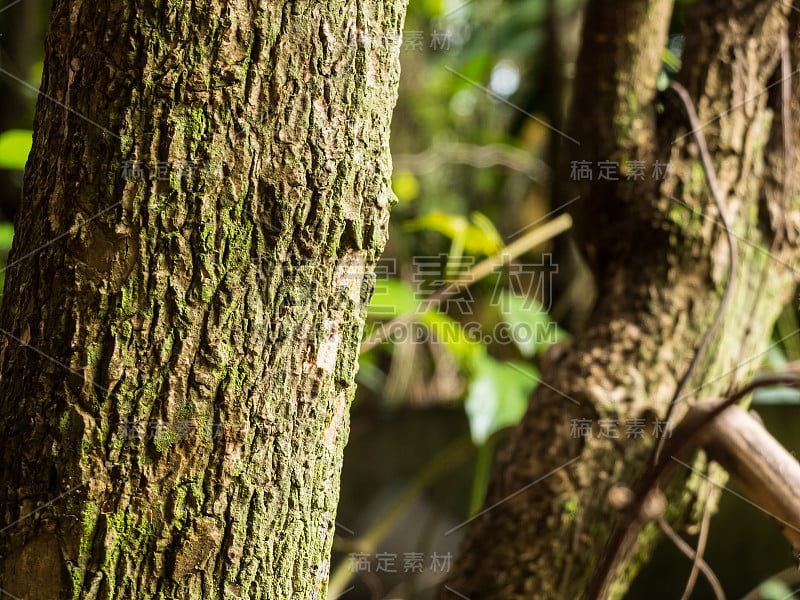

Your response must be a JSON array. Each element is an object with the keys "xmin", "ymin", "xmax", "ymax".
[
  {"xmin": 586, "ymin": 379, "xmax": 800, "ymax": 599},
  {"xmin": 688, "ymin": 398, "xmax": 800, "ymax": 551}
]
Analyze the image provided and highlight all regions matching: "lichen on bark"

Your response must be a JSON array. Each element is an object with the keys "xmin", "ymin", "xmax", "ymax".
[{"xmin": 0, "ymin": 1, "xmax": 407, "ymax": 598}]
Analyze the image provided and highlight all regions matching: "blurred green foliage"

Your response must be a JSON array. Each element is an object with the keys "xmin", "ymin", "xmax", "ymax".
[
  {"xmin": 358, "ymin": 0, "xmax": 584, "ymax": 450},
  {"xmin": 0, "ymin": 128, "xmax": 32, "ymax": 170},
  {"xmin": 0, "ymin": 221, "xmax": 13, "ymax": 297},
  {"xmin": 758, "ymin": 581, "xmax": 794, "ymax": 600}
]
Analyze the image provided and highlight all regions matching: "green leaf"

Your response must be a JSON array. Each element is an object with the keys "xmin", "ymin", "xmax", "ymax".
[
  {"xmin": 421, "ymin": 0, "xmax": 445, "ymax": 16},
  {"xmin": 662, "ymin": 47, "xmax": 682, "ymax": 72},
  {"xmin": 464, "ymin": 355, "xmax": 538, "ymax": 444},
  {"xmin": 406, "ymin": 210, "xmax": 503, "ymax": 258},
  {"xmin": 656, "ymin": 70, "xmax": 671, "ymax": 92},
  {"xmin": 0, "ymin": 222, "xmax": 14, "ymax": 251},
  {"xmin": 0, "ymin": 129, "xmax": 33, "ymax": 170},
  {"xmin": 753, "ymin": 386, "xmax": 800, "ymax": 405},
  {"xmin": 420, "ymin": 310, "xmax": 484, "ymax": 365},
  {"xmin": 368, "ymin": 279, "xmax": 419, "ymax": 319},
  {"xmin": 392, "ymin": 170, "xmax": 420, "ymax": 203},
  {"xmin": 463, "ymin": 211, "xmax": 503, "ymax": 256},
  {"xmin": 452, "ymin": 53, "xmax": 495, "ymax": 88},
  {"xmin": 495, "ymin": 291, "xmax": 566, "ymax": 357},
  {"xmin": 757, "ymin": 580, "xmax": 794, "ymax": 600},
  {"xmin": 405, "ymin": 210, "xmax": 468, "ymax": 240}
]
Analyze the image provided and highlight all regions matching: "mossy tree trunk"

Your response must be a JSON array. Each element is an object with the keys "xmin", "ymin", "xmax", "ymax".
[
  {"xmin": 0, "ymin": 1, "xmax": 406, "ymax": 598},
  {"xmin": 442, "ymin": 1, "xmax": 800, "ymax": 598}
]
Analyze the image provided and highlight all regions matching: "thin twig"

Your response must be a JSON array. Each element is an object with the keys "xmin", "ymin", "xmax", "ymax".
[
  {"xmin": 657, "ymin": 516, "xmax": 726, "ymax": 600},
  {"xmin": 359, "ymin": 213, "xmax": 572, "ymax": 353},
  {"xmin": 680, "ymin": 468, "xmax": 715, "ymax": 600},
  {"xmin": 655, "ymin": 81, "xmax": 738, "ymax": 464}
]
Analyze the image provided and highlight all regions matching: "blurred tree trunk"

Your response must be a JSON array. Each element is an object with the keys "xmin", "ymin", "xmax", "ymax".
[
  {"xmin": 442, "ymin": 1, "xmax": 800, "ymax": 598},
  {"xmin": 0, "ymin": 1, "xmax": 406, "ymax": 598}
]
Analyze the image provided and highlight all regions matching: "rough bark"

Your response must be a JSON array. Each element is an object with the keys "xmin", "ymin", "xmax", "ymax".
[
  {"xmin": 0, "ymin": 1, "xmax": 406, "ymax": 599},
  {"xmin": 441, "ymin": 1, "xmax": 800, "ymax": 598}
]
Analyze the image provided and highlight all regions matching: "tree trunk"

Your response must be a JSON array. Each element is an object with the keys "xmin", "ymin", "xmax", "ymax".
[
  {"xmin": 441, "ymin": 1, "xmax": 800, "ymax": 598},
  {"xmin": 0, "ymin": 1, "xmax": 406, "ymax": 598}
]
